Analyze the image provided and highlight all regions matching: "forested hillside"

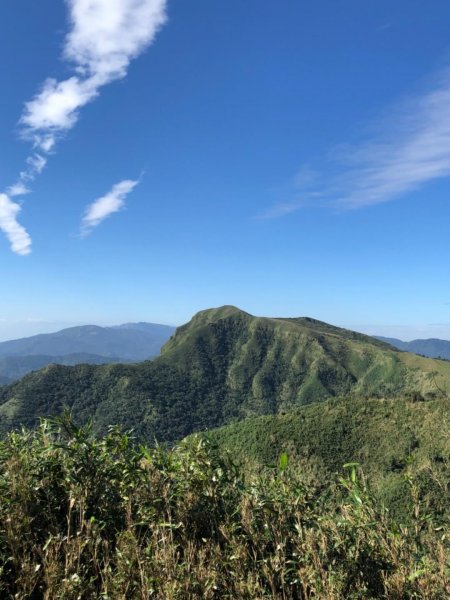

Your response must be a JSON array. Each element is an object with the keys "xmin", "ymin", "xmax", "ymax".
[{"xmin": 1, "ymin": 306, "xmax": 449, "ymax": 443}]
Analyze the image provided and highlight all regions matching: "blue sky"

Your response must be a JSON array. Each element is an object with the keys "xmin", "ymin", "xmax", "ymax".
[{"xmin": 1, "ymin": 0, "xmax": 450, "ymax": 341}]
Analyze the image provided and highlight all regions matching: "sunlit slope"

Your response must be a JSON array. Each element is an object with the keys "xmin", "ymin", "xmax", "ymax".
[
  {"xmin": 206, "ymin": 395, "xmax": 450, "ymax": 517},
  {"xmin": 0, "ymin": 306, "xmax": 449, "ymax": 442},
  {"xmin": 162, "ymin": 306, "xmax": 450, "ymax": 406},
  {"xmin": 396, "ymin": 351, "xmax": 450, "ymax": 395}
]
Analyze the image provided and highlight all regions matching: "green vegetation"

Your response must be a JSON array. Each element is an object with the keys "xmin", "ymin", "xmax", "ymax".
[
  {"xmin": 0, "ymin": 416, "xmax": 449, "ymax": 599},
  {"xmin": 1, "ymin": 308, "xmax": 450, "ymax": 596},
  {"xmin": 206, "ymin": 395, "xmax": 450, "ymax": 520},
  {"xmin": 1, "ymin": 306, "xmax": 450, "ymax": 442}
]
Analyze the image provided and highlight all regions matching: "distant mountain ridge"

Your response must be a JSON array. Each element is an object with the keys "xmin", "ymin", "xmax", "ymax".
[
  {"xmin": 376, "ymin": 336, "xmax": 450, "ymax": 360},
  {"xmin": 1, "ymin": 306, "xmax": 450, "ymax": 442},
  {"xmin": 0, "ymin": 322, "xmax": 175, "ymax": 360},
  {"xmin": 0, "ymin": 353, "xmax": 133, "ymax": 384},
  {"xmin": 0, "ymin": 321, "xmax": 175, "ymax": 383},
  {"xmin": 112, "ymin": 322, "xmax": 175, "ymax": 335}
]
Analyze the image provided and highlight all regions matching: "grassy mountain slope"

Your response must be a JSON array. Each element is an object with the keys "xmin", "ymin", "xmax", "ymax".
[
  {"xmin": 0, "ymin": 306, "xmax": 450, "ymax": 442},
  {"xmin": 161, "ymin": 306, "xmax": 450, "ymax": 406},
  {"xmin": 206, "ymin": 395, "xmax": 450, "ymax": 517}
]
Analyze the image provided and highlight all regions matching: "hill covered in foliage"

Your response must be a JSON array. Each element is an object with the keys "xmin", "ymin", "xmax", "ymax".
[
  {"xmin": 0, "ymin": 416, "xmax": 448, "ymax": 599},
  {"xmin": 205, "ymin": 395, "xmax": 450, "ymax": 519},
  {"xmin": 1, "ymin": 306, "xmax": 450, "ymax": 442},
  {"xmin": 1, "ymin": 308, "xmax": 450, "ymax": 597}
]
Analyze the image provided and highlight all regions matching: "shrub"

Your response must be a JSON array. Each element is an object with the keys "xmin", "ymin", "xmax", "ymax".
[{"xmin": 0, "ymin": 417, "xmax": 448, "ymax": 598}]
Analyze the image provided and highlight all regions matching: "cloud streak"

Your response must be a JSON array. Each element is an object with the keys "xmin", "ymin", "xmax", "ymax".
[
  {"xmin": 7, "ymin": 183, "xmax": 30, "ymax": 198},
  {"xmin": 262, "ymin": 67, "xmax": 450, "ymax": 217},
  {"xmin": 337, "ymin": 71, "xmax": 450, "ymax": 208},
  {"xmin": 0, "ymin": 194, "xmax": 32, "ymax": 255},
  {"xmin": 2, "ymin": 0, "xmax": 167, "ymax": 254},
  {"xmin": 81, "ymin": 179, "xmax": 139, "ymax": 235},
  {"xmin": 21, "ymin": 0, "xmax": 167, "ymax": 149}
]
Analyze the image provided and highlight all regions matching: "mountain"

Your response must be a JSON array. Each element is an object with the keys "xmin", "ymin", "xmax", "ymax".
[
  {"xmin": 376, "ymin": 336, "xmax": 450, "ymax": 360},
  {"xmin": 1, "ymin": 306, "xmax": 450, "ymax": 442},
  {"xmin": 0, "ymin": 322, "xmax": 175, "ymax": 360},
  {"xmin": 0, "ymin": 353, "xmax": 133, "ymax": 383},
  {"xmin": 112, "ymin": 322, "xmax": 175, "ymax": 335},
  {"xmin": 375, "ymin": 336, "xmax": 408, "ymax": 349}
]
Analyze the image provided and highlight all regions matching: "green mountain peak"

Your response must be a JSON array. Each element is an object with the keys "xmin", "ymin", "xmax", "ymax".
[
  {"xmin": 188, "ymin": 304, "xmax": 251, "ymax": 324},
  {"xmin": 1, "ymin": 306, "xmax": 450, "ymax": 445}
]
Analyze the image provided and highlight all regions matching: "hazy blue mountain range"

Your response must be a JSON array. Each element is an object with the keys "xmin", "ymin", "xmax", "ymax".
[
  {"xmin": 376, "ymin": 336, "xmax": 450, "ymax": 360},
  {"xmin": 0, "ymin": 322, "xmax": 175, "ymax": 360},
  {"xmin": 111, "ymin": 322, "xmax": 175, "ymax": 334},
  {"xmin": 0, "ymin": 353, "xmax": 135, "ymax": 384},
  {"xmin": 0, "ymin": 322, "xmax": 175, "ymax": 384}
]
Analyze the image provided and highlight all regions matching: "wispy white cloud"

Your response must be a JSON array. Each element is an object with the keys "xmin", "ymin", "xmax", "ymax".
[
  {"xmin": 6, "ymin": 154, "xmax": 49, "ymax": 201},
  {"xmin": 20, "ymin": 0, "xmax": 168, "ymax": 149},
  {"xmin": 2, "ymin": 0, "xmax": 167, "ymax": 254},
  {"xmin": 0, "ymin": 194, "xmax": 32, "ymax": 255},
  {"xmin": 81, "ymin": 179, "xmax": 139, "ymax": 235},
  {"xmin": 257, "ymin": 164, "xmax": 321, "ymax": 219},
  {"xmin": 25, "ymin": 154, "xmax": 47, "ymax": 176},
  {"xmin": 3, "ymin": 155, "xmax": 49, "ymax": 219},
  {"xmin": 337, "ymin": 71, "xmax": 450, "ymax": 208},
  {"xmin": 7, "ymin": 182, "xmax": 30, "ymax": 198},
  {"xmin": 21, "ymin": 77, "xmax": 98, "ymax": 139},
  {"xmin": 258, "ymin": 200, "xmax": 309, "ymax": 220},
  {"xmin": 261, "ymin": 67, "xmax": 450, "ymax": 217}
]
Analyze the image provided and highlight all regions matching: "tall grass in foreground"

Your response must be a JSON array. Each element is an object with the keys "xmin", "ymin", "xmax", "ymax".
[{"xmin": 0, "ymin": 417, "xmax": 448, "ymax": 599}]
